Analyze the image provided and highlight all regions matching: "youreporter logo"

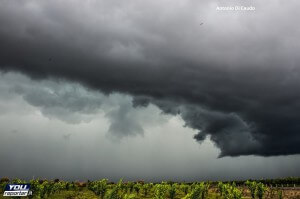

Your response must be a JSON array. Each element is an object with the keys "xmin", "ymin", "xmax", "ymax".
[{"xmin": 3, "ymin": 184, "xmax": 32, "ymax": 197}]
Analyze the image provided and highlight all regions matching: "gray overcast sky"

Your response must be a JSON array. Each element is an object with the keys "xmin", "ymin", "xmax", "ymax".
[
  {"xmin": 0, "ymin": 72, "xmax": 299, "ymax": 181},
  {"xmin": 0, "ymin": 0, "xmax": 300, "ymax": 180}
]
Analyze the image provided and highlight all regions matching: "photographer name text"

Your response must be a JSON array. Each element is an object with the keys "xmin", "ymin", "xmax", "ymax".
[{"xmin": 216, "ymin": 6, "xmax": 255, "ymax": 11}]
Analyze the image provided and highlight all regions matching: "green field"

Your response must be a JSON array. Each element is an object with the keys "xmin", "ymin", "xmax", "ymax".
[{"xmin": 0, "ymin": 178, "xmax": 299, "ymax": 199}]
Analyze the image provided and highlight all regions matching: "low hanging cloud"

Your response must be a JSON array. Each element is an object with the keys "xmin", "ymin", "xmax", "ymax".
[
  {"xmin": 0, "ymin": 0, "xmax": 300, "ymax": 156},
  {"xmin": 0, "ymin": 72, "xmax": 167, "ymax": 139}
]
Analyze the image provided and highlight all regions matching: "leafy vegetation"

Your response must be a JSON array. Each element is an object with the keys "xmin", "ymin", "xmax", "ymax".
[{"xmin": 0, "ymin": 177, "xmax": 299, "ymax": 199}]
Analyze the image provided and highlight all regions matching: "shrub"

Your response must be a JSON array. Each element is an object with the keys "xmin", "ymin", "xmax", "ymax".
[
  {"xmin": 0, "ymin": 177, "xmax": 9, "ymax": 183},
  {"xmin": 256, "ymin": 183, "xmax": 266, "ymax": 199},
  {"xmin": 154, "ymin": 184, "xmax": 168, "ymax": 199},
  {"xmin": 218, "ymin": 182, "xmax": 225, "ymax": 196},
  {"xmin": 190, "ymin": 183, "xmax": 205, "ymax": 199},
  {"xmin": 133, "ymin": 183, "xmax": 141, "ymax": 194},
  {"xmin": 246, "ymin": 180, "xmax": 257, "ymax": 199},
  {"xmin": 232, "ymin": 187, "xmax": 242, "ymax": 199},
  {"xmin": 106, "ymin": 179, "xmax": 123, "ymax": 199},
  {"xmin": 168, "ymin": 183, "xmax": 177, "ymax": 199},
  {"xmin": 143, "ymin": 183, "xmax": 151, "ymax": 196},
  {"xmin": 89, "ymin": 179, "xmax": 108, "ymax": 199},
  {"xmin": 181, "ymin": 184, "xmax": 189, "ymax": 195}
]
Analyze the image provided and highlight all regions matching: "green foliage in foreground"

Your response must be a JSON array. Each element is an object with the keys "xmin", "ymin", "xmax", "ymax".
[{"xmin": 0, "ymin": 177, "xmax": 299, "ymax": 199}]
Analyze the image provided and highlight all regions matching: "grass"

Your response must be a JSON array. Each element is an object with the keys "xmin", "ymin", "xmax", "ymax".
[
  {"xmin": 0, "ymin": 188, "xmax": 254, "ymax": 199},
  {"xmin": 1, "ymin": 181, "xmax": 299, "ymax": 199}
]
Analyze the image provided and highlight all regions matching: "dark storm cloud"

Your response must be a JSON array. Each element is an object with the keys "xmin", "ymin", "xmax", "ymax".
[
  {"xmin": 106, "ymin": 102, "xmax": 144, "ymax": 138},
  {"xmin": 1, "ymin": 0, "xmax": 300, "ymax": 156},
  {"xmin": 133, "ymin": 97, "xmax": 261, "ymax": 157},
  {"xmin": 0, "ymin": 72, "xmax": 157, "ymax": 137}
]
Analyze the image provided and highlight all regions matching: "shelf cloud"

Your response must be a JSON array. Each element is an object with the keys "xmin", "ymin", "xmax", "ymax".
[{"xmin": 1, "ymin": 0, "xmax": 300, "ymax": 157}]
